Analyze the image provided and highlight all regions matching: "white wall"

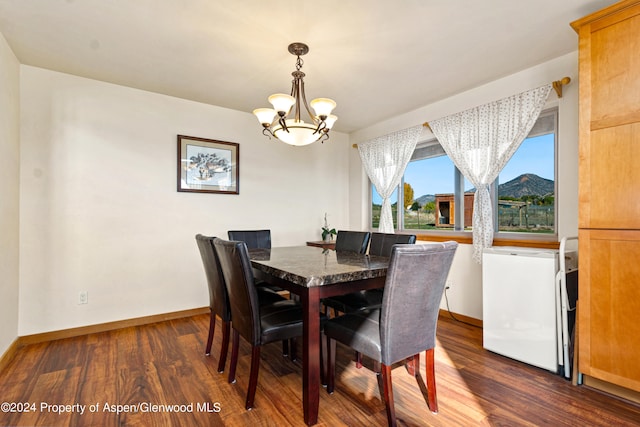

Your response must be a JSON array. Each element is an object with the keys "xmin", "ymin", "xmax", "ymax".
[
  {"xmin": 0, "ymin": 32, "xmax": 20, "ymax": 354},
  {"xmin": 18, "ymin": 66, "xmax": 350, "ymax": 335},
  {"xmin": 10, "ymin": 51, "xmax": 580, "ymax": 334},
  {"xmin": 349, "ymin": 52, "xmax": 580, "ymax": 320}
]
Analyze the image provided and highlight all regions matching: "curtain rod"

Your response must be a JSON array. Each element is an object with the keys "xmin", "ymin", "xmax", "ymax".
[
  {"xmin": 421, "ymin": 76, "xmax": 571, "ymax": 132},
  {"xmin": 352, "ymin": 77, "xmax": 571, "ymax": 147}
]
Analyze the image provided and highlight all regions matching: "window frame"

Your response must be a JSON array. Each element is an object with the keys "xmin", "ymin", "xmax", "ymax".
[{"xmin": 369, "ymin": 107, "xmax": 559, "ymax": 245}]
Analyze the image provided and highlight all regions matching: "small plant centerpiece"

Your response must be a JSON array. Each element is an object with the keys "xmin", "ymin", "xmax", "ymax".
[{"xmin": 321, "ymin": 213, "xmax": 337, "ymax": 242}]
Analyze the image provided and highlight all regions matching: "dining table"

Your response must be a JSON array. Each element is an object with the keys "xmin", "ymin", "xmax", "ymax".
[{"xmin": 248, "ymin": 245, "xmax": 389, "ymax": 426}]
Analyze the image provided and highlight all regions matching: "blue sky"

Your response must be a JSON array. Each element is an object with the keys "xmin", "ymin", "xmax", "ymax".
[{"xmin": 373, "ymin": 133, "xmax": 554, "ymax": 203}]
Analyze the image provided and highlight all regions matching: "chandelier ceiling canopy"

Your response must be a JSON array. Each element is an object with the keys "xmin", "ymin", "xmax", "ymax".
[{"xmin": 253, "ymin": 43, "xmax": 337, "ymax": 146}]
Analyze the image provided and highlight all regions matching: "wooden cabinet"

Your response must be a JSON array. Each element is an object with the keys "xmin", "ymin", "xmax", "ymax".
[
  {"xmin": 572, "ymin": 0, "xmax": 640, "ymax": 393},
  {"xmin": 578, "ymin": 229, "xmax": 640, "ymax": 390}
]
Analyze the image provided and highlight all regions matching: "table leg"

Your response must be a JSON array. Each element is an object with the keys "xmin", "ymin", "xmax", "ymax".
[{"xmin": 302, "ymin": 286, "xmax": 321, "ymax": 426}]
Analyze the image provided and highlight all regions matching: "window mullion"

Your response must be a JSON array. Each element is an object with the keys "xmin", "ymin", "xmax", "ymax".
[
  {"xmin": 398, "ymin": 179, "xmax": 404, "ymax": 230},
  {"xmin": 454, "ymin": 167, "xmax": 464, "ymax": 231}
]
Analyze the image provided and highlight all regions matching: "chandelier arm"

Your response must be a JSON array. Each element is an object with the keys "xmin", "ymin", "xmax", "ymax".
[
  {"xmin": 313, "ymin": 120, "xmax": 327, "ymax": 135},
  {"xmin": 291, "ymin": 78, "xmax": 301, "ymax": 123},
  {"xmin": 277, "ymin": 112, "xmax": 290, "ymax": 133},
  {"xmin": 262, "ymin": 127, "xmax": 274, "ymax": 140},
  {"xmin": 298, "ymin": 79, "xmax": 317, "ymax": 125}
]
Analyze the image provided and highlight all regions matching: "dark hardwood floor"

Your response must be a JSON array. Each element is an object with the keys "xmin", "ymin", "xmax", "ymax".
[{"xmin": 1, "ymin": 313, "xmax": 639, "ymax": 426}]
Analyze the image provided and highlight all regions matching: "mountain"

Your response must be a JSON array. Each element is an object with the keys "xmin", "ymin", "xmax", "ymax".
[
  {"xmin": 413, "ymin": 173, "xmax": 554, "ymax": 205},
  {"xmin": 415, "ymin": 194, "xmax": 435, "ymax": 206},
  {"xmin": 498, "ymin": 173, "xmax": 554, "ymax": 198}
]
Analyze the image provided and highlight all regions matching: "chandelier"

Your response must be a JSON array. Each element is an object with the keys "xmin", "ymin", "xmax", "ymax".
[{"xmin": 253, "ymin": 43, "xmax": 337, "ymax": 146}]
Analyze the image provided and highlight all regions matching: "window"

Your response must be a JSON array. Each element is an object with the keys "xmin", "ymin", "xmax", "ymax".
[
  {"xmin": 496, "ymin": 109, "xmax": 556, "ymax": 233},
  {"xmin": 370, "ymin": 108, "xmax": 557, "ymax": 236},
  {"xmin": 402, "ymin": 147, "xmax": 455, "ymax": 230}
]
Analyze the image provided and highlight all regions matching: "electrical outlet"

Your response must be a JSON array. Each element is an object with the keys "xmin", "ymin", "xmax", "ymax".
[{"xmin": 78, "ymin": 291, "xmax": 88, "ymax": 305}]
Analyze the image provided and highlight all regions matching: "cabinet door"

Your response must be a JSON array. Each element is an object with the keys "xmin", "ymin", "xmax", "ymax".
[
  {"xmin": 583, "ymin": 123, "xmax": 640, "ymax": 229},
  {"xmin": 574, "ymin": 2, "xmax": 640, "ymax": 229},
  {"xmin": 590, "ymin": 7, "xmax": 640, "ymax": 130},
  {"xmin": 579, "ymin": 229, "xmax": 640, "ymax": 392}
]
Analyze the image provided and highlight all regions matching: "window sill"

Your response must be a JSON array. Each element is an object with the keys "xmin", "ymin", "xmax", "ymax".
[{"xmin": 414, "ymin": 231, "xmax": 560, "ymax": 249}]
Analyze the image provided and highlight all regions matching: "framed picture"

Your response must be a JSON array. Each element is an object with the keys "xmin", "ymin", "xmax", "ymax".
[{"xmin": 177, "ymin": 135, "xmax": 239, "ymax": 194}]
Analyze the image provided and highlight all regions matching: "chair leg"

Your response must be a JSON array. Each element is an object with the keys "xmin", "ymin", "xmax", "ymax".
[
  {"xmin": 282, "ymin": 340, "xmax": 289, "ymax": 357},
  {"xmin": 355, "ymin": 351, "xmax": 363, "ymax": 368},
  {"xmin": 245, "ymin": 346, "xmax": 261, "ymax": 410},
  {"xmin": 327, "ymin": 337, "xmax": 336, "ymax": 394},
  {"xmin": 373, "ymin": 360, "xmax": 385, "ymax": 399},
  {"xmin": 424, "ymin": 348, "xmax": 438, "ymax": 413},
  {"xmin": 205, "ymin": 311, "xmax": 215, "ymax": 356},
  {"xmin": 321, "ymin": 332, "xmax": 328, "ymax": 386},
  {"xmin": 217, "ymin": 320, "xmax": 231, "ymax": 373},
  {"xmin": 405, "ymin": 353, "xmax": 420, "ymax": 377},
  {"xmin": 289, "ymin": 338, "xmax": 297, "ymax": 362},
  {"xmin": 381, "ymin": 364, "xmax": 397, "ymax": 427},
  {"xmin": 228, "ymin": 329, "xmax": 240, "ymax": 384}
]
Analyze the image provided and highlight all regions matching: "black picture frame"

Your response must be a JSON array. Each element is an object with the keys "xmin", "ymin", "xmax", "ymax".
[{"xmin": 177, "ymin": 135, "xmax": 239, "ymax": 194}]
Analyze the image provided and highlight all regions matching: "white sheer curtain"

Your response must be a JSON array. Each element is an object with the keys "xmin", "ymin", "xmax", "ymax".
[
  {"xmin": 358, "ymin": 125, "xmax": 424, "ymax": 233},
  {"xmin": 429, "ymin": 84, "xmax": 552, "ymax": 262}
]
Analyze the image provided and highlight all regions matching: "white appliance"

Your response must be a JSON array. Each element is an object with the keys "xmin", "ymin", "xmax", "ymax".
[
  {"xmin": 482, "ymin": 246, "xmax": 560, "ymax": 373},
  {"xmin": 556, "ymin": 237, "xmax": 579, "ymax": 379}
]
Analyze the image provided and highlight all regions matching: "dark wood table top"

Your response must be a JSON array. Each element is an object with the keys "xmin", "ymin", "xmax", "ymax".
[{"xmin": 306, "ymin": 240, "xmax": 336, "ymax": 250}]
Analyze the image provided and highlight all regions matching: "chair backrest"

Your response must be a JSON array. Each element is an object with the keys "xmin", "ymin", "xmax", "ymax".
[
  {"xmin": 213, "ymin": 238, "xmax": 261, "ymax": 345},
  {"xmin": 335, "ymin": 230, "xmax": 371, "ymax": 254},
  {"xmin": 227, "ymin": 230, "xmax": 271, "ymax": 249},
  {"xmin": 195, "ymin": 234, "xmax": 231, "ymax": 322},
  {"xmin": 368, "ymin": 233, "xmax": 417, "ymax": 257},
  {"xmin": 379, "ymin": 242, "xmax": 458, "ymax": 365}
]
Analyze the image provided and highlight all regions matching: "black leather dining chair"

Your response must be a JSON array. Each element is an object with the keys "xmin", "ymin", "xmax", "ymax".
[
  {"xmin": 228, "ymin": 229, "xmax": 285, "ymax": 293},
  {"xmin": 369, "ymin": 232, "xmax": 417, "ymax": 258},
  {"xmin": 323, "ymin": 233, "xmax": 417, "ymax": 315},
  {"xmin": 334, "ymin": 230, "xmax": 371, "ymax": 254},
  {"xmin": 195, "ymin": 234, "xmax": 232, "ymax": 373},
  {"xmin": 227, "ymin": 229, "xmax": 271, "ymax": 250},
  {"xmin": 324, "ymin": 242, "xmax": 458, "ymax": 426},
  {"xmin": 322, "ymin": 230, "xmax": 370, "ymax": 324},
  {"xmin": 213, "ymin": 237, "xmax": 326, "ymax": 410},
  {"xmin": 195, "ymin": 234, "xmax": 285, "ymax": 373}
]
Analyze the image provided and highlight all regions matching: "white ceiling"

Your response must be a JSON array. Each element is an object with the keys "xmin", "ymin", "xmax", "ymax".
[{"xmin": 0, "ymin": 0, "xmax": 617, "ymax": 133}]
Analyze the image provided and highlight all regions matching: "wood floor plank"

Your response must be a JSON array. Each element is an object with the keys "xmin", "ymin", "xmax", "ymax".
[
  {"xmin": 22, "ymin": 367, "xmax": 83, "ymax": 426},
  {"xmin": 1, "ymin": 313, "xmax": 640, "ymax": 426},
  {"xmin": 72, "ymin": 337, "xmax": 119, "ymax": 427}
]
